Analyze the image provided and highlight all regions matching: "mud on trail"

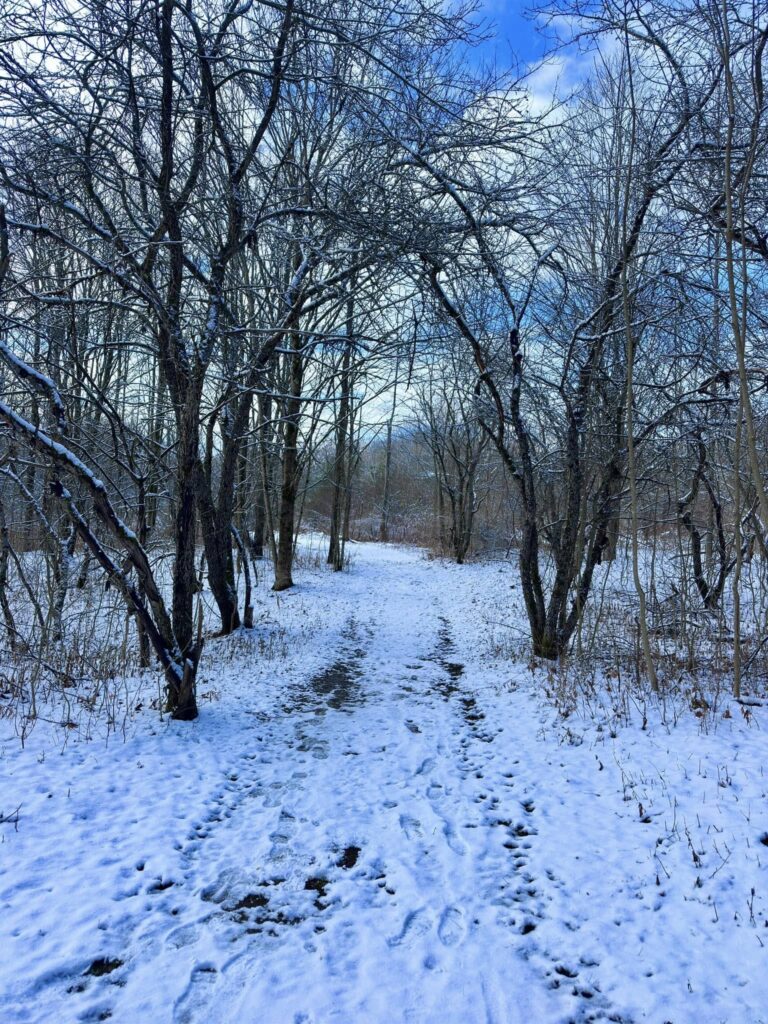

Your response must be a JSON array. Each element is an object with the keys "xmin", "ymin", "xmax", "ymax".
[{"xmin": 282, "ymin": 618, "xmax": 369, "ymax": 716}]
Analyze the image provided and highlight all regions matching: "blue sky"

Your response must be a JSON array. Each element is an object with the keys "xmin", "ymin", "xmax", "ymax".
[
  {"xmin": 473, "ymin": 0, "xmax": 552, "ymax": 68},
  {"xmin": 467, "ymin": 0, "xmax": 594, "ymax": 106}
]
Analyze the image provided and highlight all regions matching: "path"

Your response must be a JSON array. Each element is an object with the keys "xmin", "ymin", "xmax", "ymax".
[{"xmin": 2, "ymin": 541, "xmax": 765, "ymax": 1024}]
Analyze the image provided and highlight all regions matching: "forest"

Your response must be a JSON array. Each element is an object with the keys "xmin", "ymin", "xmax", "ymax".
[{"xmin": 1, "ymin": 0, "xmax": 768, "ymax": 1021}]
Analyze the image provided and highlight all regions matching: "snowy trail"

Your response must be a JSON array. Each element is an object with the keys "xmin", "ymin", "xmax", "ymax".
[{"xmin": 2, "ymin": 541, "xmax": 767, "ymax": 1024}]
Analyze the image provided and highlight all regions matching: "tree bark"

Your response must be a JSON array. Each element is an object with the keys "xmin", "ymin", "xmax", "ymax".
[{"xmin": 273, "ymin": 330, "xmax": 303, "ymax": 591}]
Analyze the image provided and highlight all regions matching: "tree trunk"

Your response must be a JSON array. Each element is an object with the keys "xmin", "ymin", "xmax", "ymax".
[
  {"xmin": 273, "ymin": 331, "xmax": 303, "ymax": 591},
  {"xmin": 0, "ymin": 497, "xmax": 17, "ymax": 650},
  {"xmin": 172, "ymin": 399, "xmax": 202, "ymax": 660},
  {"xmin": 379, "ymin": 359, "xmax": 399, "ymax": 542},
  {"xmin": 328, "ymin": 339, "xmax": 352, "ymax": 570}
]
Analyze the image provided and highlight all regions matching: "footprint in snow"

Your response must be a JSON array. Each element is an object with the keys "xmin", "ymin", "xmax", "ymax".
[
  {"xmin": 399, "ymin": 814, "xmax": 423, "ymax": 839},
  {"xmin": 387, "ymin": 908, "xmax": 431, "ymax": 948},
  {"xmin": 442, "ymin": 821, "xmax": 466, "ymax": 855},
  {"xmin": 166, "ymin": 923, "xmax": 200, "ymax": 950},
  {"xmin": 173, "ymin": 964, "xmax": 218, "ymax": 1024},
  {"xmin": 437, "ymin": 906, "xmax": 465, "ymax": 947}
]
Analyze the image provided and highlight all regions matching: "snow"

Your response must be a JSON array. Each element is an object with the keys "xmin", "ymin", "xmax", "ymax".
[
  {"xmin": 0, "ymin": 342, "xmax": 68, "ymax": 434},
  {"xmin": 0, "ymin": 402, "xmax": 104, "ymax": 492},
  {"xmin": 1, "ymin": 540, "xmax": 767, "ymax": 1024}
]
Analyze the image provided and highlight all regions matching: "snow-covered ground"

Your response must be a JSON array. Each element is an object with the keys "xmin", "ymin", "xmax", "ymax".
[{"xmin": 1, "ymin": 540, "xmax": 767, "ymax": 1024}]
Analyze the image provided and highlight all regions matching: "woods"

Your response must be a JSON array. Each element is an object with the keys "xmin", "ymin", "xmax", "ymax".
[
  {"xmin": 4, "ymin": 3, "xmax": 768, "ymax": 1022},
  {"xmin": 1, "ymin": 0, "xmax": 768, "ymax": 722}
]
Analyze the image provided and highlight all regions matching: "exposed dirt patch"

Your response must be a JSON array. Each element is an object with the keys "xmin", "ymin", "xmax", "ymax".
[
  {"xmin": 336, "ymin": 845, "xmax": 360, "ymax": 869},
  {"xmin": 283, "ymin": 618, "xmax": 366, "ymax": 713},
  {"xmin": 445, "ymin": 662, "xmax": 465, "ymax": 679},
  {"xmin": 305, "ymin": 875, "xmax": 330, "ymax": 909},
  {"xmin": 234, "ymin": 892, "xmax": 269, "ymax": 910},
  {"xmin": 311, "ymin": 660, "xmax": 363, "ymax": 711},
  {"xmin": 85, "ymin": 958, "xmax": 123, "ymax": 977}
]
